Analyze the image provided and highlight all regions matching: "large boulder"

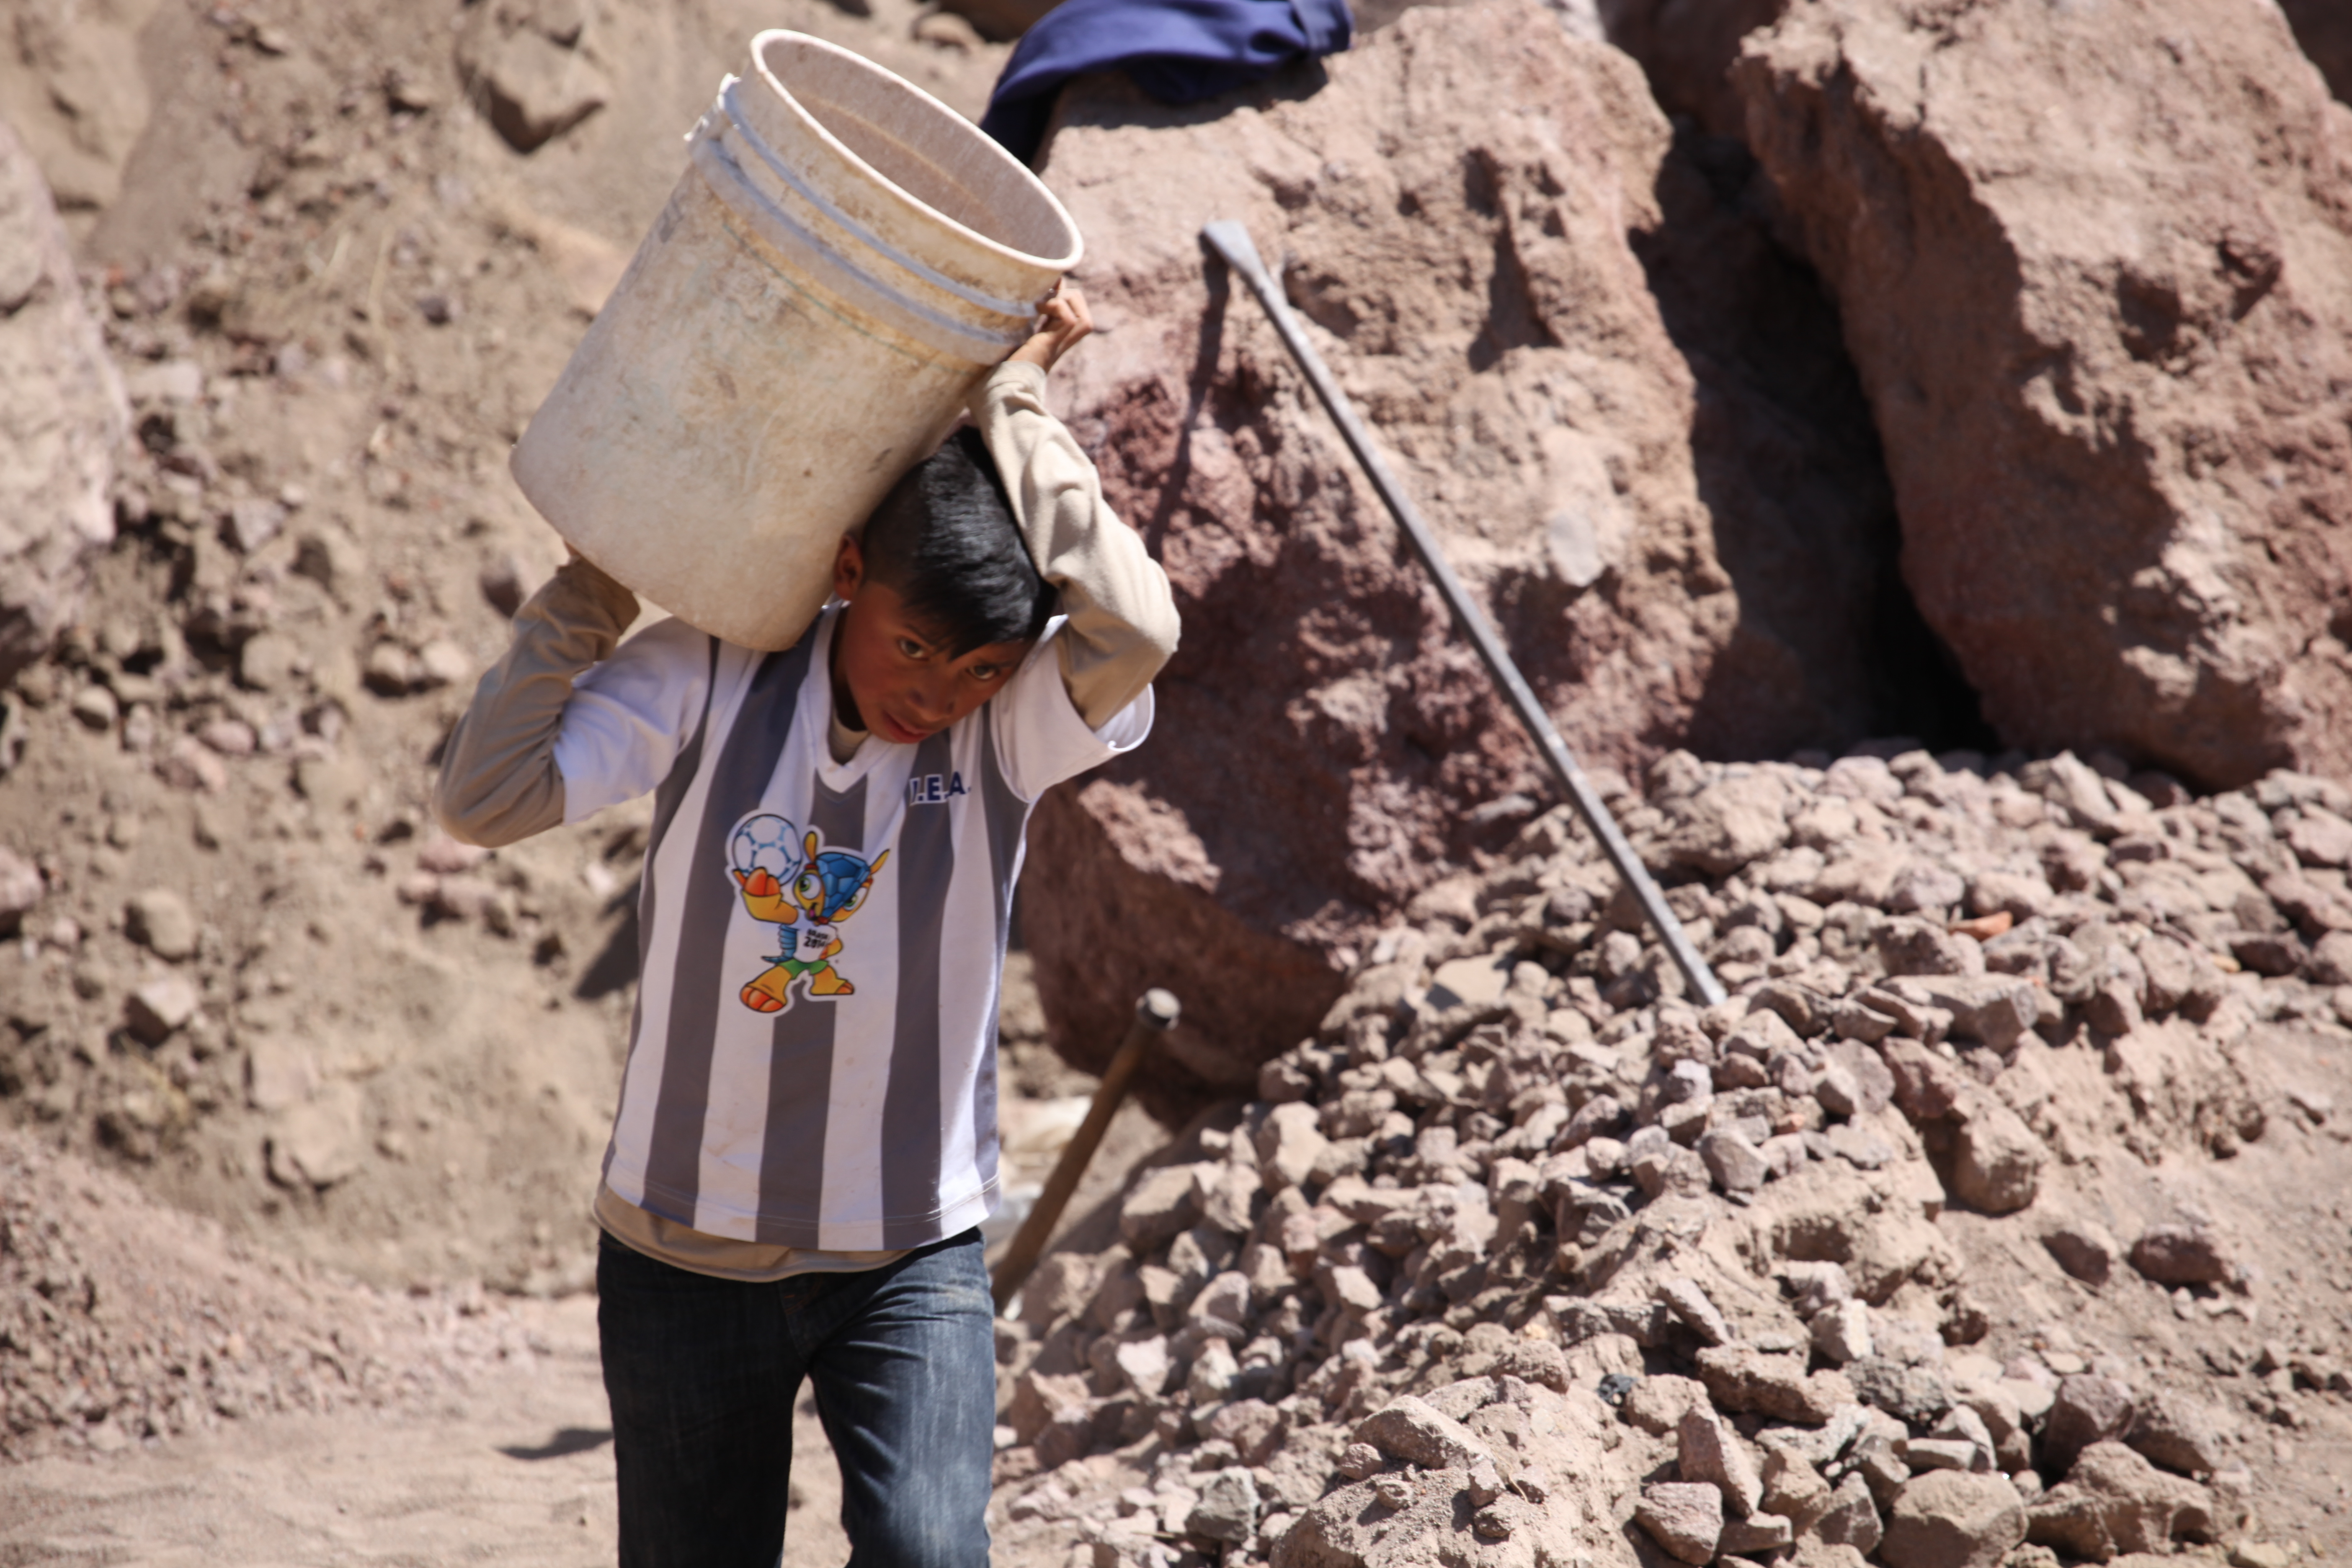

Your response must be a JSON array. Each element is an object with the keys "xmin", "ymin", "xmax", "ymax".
[
  {"xmin": 1024, "ymin": 1, "xmax": 1896, "ymax": 1091},
  {"xmin": 0, "ymin": 116, "xmax": 126, "ymax": 687},
  {"xmin": 1734, "ymin": 0, "xmax": 2352, "ymax": 788}
]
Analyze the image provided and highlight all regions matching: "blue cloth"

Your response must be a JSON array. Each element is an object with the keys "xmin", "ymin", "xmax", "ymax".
[
  {"xmin": 980, "ymin": 0, "xmax": 1354, "ymax": 163},
  {"xmin": 597, "ymin": 1228, "xmax": 997, "ymax": 1568}
]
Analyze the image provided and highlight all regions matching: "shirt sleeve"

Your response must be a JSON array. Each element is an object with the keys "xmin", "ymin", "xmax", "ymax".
[
  {"xmin": 433, "ymin": 557, "xmax": 642, "ymax": 847},
  {"xmin": 553, "ymin": 616, "xmax": 717, "ymax": 824},
  {"xmin": 967, "ymin": 360, "xmax": 1180, "ymax": 729},
  {"xmin": 992, "ymin": 616, "xmax": 1154, "ymax": 802}
]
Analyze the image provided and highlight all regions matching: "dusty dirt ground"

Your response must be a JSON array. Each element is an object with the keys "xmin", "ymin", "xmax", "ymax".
[
  {"xmin": 0, "ymin": 1293, "xmax": 639, "ymax": 1567},
  {"xmin": 0, "ymin": 1296, "xmax": 863, "ymax": 1568},
  {"xmin": 0, "ymin": 1090, "xmax": 1166, "ymax": 1566}
]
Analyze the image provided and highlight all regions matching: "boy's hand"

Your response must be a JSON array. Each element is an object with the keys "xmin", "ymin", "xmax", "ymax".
[{"xmin": 1007, "ymin": 283, "xmax": 1093, "ymax": 375}]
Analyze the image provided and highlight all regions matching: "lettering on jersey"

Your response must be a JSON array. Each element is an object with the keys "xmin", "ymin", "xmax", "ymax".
[{"xmin": 905, "ymin": 771, "xmax": 969, "ymax": 806}]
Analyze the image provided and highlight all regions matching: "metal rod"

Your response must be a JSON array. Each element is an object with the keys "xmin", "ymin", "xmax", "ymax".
[
  {"xmin": 1199, "ymin": 219, "xmax": 1726, "ymax": 1009},
  {"xmin": 991, "ymin": 988, "xmax": 1181, "ymax": 1313}
]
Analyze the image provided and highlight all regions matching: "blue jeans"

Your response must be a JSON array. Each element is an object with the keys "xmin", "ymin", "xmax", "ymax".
[{"xmin": 596, "ymin": 1227, "xmax": 996, "ymax": 1568}]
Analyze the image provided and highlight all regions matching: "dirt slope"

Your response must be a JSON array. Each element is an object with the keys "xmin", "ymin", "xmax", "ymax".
[{"xmin": 0, "ymin": 0, "xmax": 1016, "ymax": 1293}]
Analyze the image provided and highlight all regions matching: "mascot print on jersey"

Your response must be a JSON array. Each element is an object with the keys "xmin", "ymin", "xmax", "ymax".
[{"xmin": 726, "ymin": 812, "xmax": 890, "ymax": 1014}]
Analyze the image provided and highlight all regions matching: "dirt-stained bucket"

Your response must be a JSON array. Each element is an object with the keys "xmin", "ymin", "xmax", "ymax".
[{"xmin": 509, "ymin": 31, "xmax": 1082, "ymax": 650}]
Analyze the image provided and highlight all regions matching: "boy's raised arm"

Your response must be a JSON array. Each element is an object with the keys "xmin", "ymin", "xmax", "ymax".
[
  {"xmin": 434, "ymin": 556, "xmax": 640, "ymax": 847},
  {"xmin": 970, "ymin": 289, "xmax": 1179, "ymax": 730}
]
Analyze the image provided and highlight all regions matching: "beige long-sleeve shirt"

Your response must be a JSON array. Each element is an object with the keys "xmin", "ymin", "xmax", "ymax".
[{"xmin": 435, "ymin": 360, "xmax": 1176, "ymax": 1280}]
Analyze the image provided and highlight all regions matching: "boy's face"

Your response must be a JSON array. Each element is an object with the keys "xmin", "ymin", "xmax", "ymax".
[{"xmin": 829, "ymin": 535, "xmax": 1034, "ymax": 745}]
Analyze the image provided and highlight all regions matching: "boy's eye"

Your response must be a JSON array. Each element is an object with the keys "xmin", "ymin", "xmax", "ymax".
[
  {"xmin": 895, "ymin": 638, "xmax": 928, "ymax": 660},
  {"xmin": 967, "ymin": 663, "xmax": 1003, "ymax": 683}
]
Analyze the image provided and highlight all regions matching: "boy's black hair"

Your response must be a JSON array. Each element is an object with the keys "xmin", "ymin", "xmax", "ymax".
[{"xmin": 859, "ymin": 426, "xmax": 1051, "ymax": 656}]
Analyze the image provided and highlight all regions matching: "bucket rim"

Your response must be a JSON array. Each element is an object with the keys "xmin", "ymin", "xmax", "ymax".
[{"xmin": 745, "ymin": 28, "xmax": 1084, "ymax": 279}]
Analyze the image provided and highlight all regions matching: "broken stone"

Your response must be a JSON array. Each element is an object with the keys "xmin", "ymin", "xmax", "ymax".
[
  {"xmin": 224, "ymin": 497, "xmax": 286, "ymax": 552},
  {"xmin": 1906, "ymin": 974, "xmax": 2038, "ymax": 1052},
  {"xmin": 1811, "ymin": 1299, "xmax": 1874, "ymax": 1366},
  {"xmin": 463, "ymin": 23, "xmax": 609, "ymax": 152},
  {"xmin": 1698, "ymin": 1125, "xmax": 1770, "ymax": 1193},
  {"xmin": 1899, "ymin": 1438, "xmax": 1981, "ymax": 1474},
  {"xmin": 1205, "ymin": 1398, "xmax": 1286, "ymax": 1466},
  {"xmin": 1635, "ymin": 1481, "xmax": 1724, "ymax": 1565},
  {"xmin": 1716, "ymin": 1511, "xmax": 1794, "ymax": 1557},
  {"xmin": 2026, "ymin": 1441, "xmax": 2216, "ymax": 1560},
  {"xmin": 2042, "ymin": 1220, "xmax": 2119, "ymax": 1287},
  {"xmin": 2125, "ymin": 1391, "xmax": 2228, "ymax": 1478},
  {"xmin": 1785, "ymin": 1260, "xmax": 1854, "ymax": 1315},
  {"xmin": 245, "ymin": 1037, "xmax": 320, "ymax": 1112},
  {"xmin": 266, "ymin": 1080, "xmax": 365, "ymax": 1189},
  {"xmin": 1018, "ymin": 1253, "xmax": 1098, "ymax": 1327},
  {"xmin": 1880, "ymin": 1037, "xmax": 1965, "ymax": 1119},
  {"xmin": 156, "ymin": 735, "xmax": 227, "ymax": 793},
  {"xmin": 1619, "ymin": 1373, "xmax": 1707, "ymax": 1436},
  {"xmin": 1464, "ymin": 1453, "xmax": 1504, "ymax": 1507},
  {"xmin": 414, "ymin": 638, "xmax": 472, "ymax": 689},
  {"xmin": 1187, "ymin": 1338, "xmax": 1238, "ymax": 1405},
  {"xmin": 1760, "ymin": 1448, "xmax": 1835, "ymax": 1532},
  {"xmin": 0, "ymin": 846, "xmax": 41, "ymax": 925},
  {"xmin": 124, "ymin": 974, "xmax": 199, "ymax": 1044},
  {"xmin": 124, "ymin": 889, "xmax": 197, "ymax": 961},
  {"xmin": 71, "ymin": 685, "xmax": 118, "ymax": 730},
  {"xmin": 1847, "ymin": 1357, "xmax": 1952, "ymax": 1427},
  {"xmin": 2043, "ymin": 1375, "xmax": 2137, "ymax": 1475},
  {"xmin": 1351, "ymin": 1396, "xmax": 1489, "ymax": 1471},
  {"xmin": 1185, "ymin": 1465, "xmax": 1257, "ymax": 1544},
  {"xmin": 1114, "ymin": 1335, "xmax": 1173, "ymax": 1398},
  {"xmin": 1254, "ymin": 1104, "xmax": 1330, "ymax": 1190},
  {"xmin": 1654, "ymin": 1275, "xmax": 1731, "ymax": 1346},
  {"xmin": 1669, "ymin": 774, "xmax": 1791, "ymax": 877},
  {"xmin": 363, "ymin": 640, "xmax": 423, "ymax": 695},
  {"xmin": 1952, "ymin": 1098, "xmax": 2043, "ymax": 1214},
  {"xmin": 1815, "ymin": 1470, "xmax": 1884, "ymax": 1555},
  {"xmin": 1881, "ymin": 1470, "xmax": 2027, "ymax": 1568},
  {"xmin": 1694, "ymin": 1344, "xmax": 1851, "ymax": 1425},
  {"xmin": 1678, "ymin": 1403, "xmax": 1763, "ymax": 1516},
  {"xmin": 1189, "ymin": 1269, "xmax": 1253, "ymax": 1330},
  {"xmin": 1876, "ymin": 918, "xmax": 1984, "ymax": 978},
  {"xmin": 2128, "ymin": 1223, "xmax": 2232, "ymax": 1285},
  {"xmin": 1120, "ymin": 1164, "xmax": 1209, "ymax": 1250}
]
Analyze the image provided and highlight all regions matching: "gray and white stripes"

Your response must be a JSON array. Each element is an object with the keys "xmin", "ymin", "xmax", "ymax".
[{"xmin": 560, "ymin": 603, "xmax": 1149, "ymax": 1252}]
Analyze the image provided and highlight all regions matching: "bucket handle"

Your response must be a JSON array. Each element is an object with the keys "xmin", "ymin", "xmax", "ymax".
[{"xmin": 719, "ymin": 78, "xmax": 1042, "ymax": 321}]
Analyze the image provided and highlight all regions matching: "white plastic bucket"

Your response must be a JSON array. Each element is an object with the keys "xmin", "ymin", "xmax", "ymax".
[{"xmin": 509, "ymin": 31, "xmax": 1083, "ymax": 650}]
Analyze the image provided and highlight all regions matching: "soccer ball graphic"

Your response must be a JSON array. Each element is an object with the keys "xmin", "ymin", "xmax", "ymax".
[{"xmin": 730, "ymin": 813, "xmax": 802, "ymax": 883}]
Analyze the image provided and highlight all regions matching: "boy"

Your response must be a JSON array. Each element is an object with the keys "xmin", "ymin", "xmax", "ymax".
[{"xmin": 435, "ymin": 287, "xmax": 1176, "ymax": 1568}]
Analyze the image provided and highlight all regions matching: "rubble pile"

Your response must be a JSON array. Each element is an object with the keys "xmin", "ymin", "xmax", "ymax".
[
  {"xmin": 988, "ymin": 742, "xmax": 2352, "ymax": 1565},
  {"xmin": 0, "ymin": 1128, "xmax": 545, "ymax": 1462}
]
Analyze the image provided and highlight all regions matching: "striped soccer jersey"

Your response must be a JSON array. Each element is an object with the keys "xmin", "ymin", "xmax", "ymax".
[{"xmin": 553, "ymin": 602, "xmax": 1152, "ymax": 1252}]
